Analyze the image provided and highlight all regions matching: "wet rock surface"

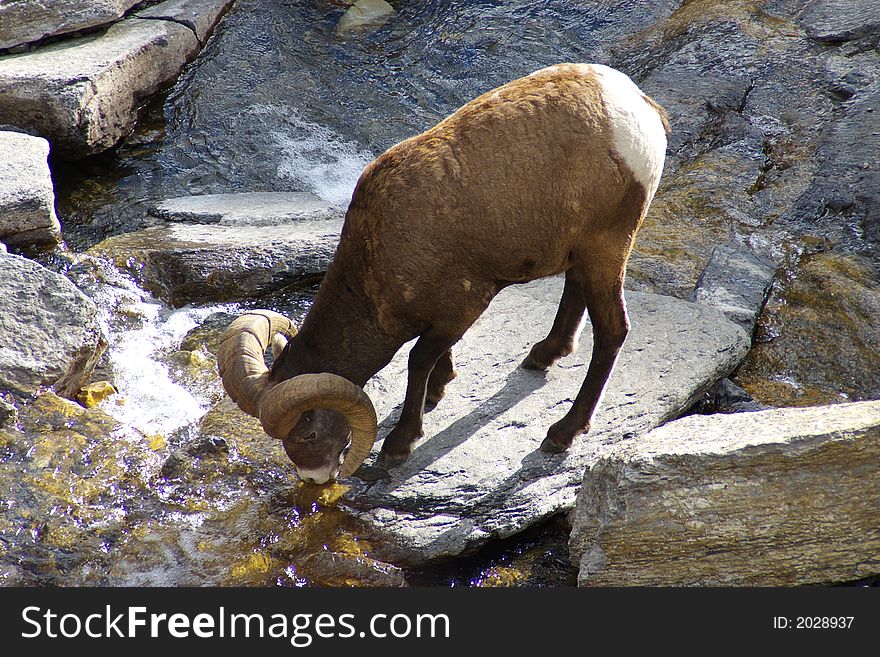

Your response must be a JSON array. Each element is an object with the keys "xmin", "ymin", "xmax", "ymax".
[
  {"xmin": 0, "ymin": 389, "xmax": 398, "ymax": 586},
  {"xmin": 569, "ymin": 400, "xmax": 880, "ymax": 586},
  {"xmin": 615, "ymin": 0, "xmax": 880, "ymax": 405},
  {"xmin": 0, "ymin": 252, "xmax": 106, "ymax": 398},
  {"xmin": 338, "ymin": 278, "xmax": 749, "ymax": 564},
  {"xmin": 736, "ymin": 251, "xmax": 880, "ymax": 406},
  {"xmin": 0, "ymin": 131, "xmax": 61, "ymax": 249}
]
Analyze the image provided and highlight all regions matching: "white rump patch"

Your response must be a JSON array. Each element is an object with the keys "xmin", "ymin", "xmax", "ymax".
[{"xmin": 591, "ymin": 64, "xmax": 667, "ymax": 200}]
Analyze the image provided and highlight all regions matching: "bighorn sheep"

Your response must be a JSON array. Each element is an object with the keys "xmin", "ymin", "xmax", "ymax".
[{"xmin": 219, "ymin": 63, "xmax": 669, "ymax": 483}]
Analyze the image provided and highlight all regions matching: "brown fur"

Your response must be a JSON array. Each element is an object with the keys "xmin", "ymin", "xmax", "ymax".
[{"xmin": 271, "ymin": 63, "xmax": 667, "ymax": 470}]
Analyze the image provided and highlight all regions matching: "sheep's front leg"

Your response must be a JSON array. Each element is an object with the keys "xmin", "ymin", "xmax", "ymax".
[{"xmin": 377, "ymin": 332, "xmax": 456, "ymax": 468}]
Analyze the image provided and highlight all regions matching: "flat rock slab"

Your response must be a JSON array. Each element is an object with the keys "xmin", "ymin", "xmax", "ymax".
[
  {"xmin": 0, "ymin": 253, "xmax": 106, "ymax": 398},
  {"xmin": 341, "ymin": 277, "xmax": 750, "ymax": 564},
  {"xmin": 87, "ymin": 217, "xmax": 344, "ymax": 306},
  {"xmin": 149, "ymin": 191, "xmax": 343, "ymax": 226},
  {"xmin": 689, "ymin": 244, "xmax": 775, "ymax": 336},
  {"xmin": 569, "ymin": 401, "xmax": 880, "ymax": 586},
  {"xmin": 0, "ymin": 16, "xmax": 201, "ymax": 157},
  {"xmin": 0, "ymin": 0, "xmax": 140, "ymax": 51},
  {"xmin": 137, "ymin": 0, "xmax": 234, "ymax": 44},
  {"xmin": 0, "ymin": 131, "xmax": 61, "ymax": 248}
]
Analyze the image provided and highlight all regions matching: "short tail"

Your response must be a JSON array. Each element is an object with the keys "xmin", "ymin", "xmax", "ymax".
[{"xmin": 643, "ymin": 95, "xmax": 671, "ymax": 137}]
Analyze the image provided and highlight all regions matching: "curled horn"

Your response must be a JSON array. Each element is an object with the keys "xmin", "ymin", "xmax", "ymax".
[
  {"xmin": 218, "ymin": 310, "xmax": 377, "ymax": 477},
  {"xmin": 217, "ymin": 310, "xmax": 295, "ymax": 417}
]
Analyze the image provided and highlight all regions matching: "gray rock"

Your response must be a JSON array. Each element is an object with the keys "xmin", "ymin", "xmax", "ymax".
[
  {"xmin": 797, "ymin": 0, "xmax": 880, "ymax": 43},
  {"xmin": 0, "ymin": 18, "xmax": 200, "ymax": 157},
  {"xmin": 136, "ymin": 0, "xmax": 234, "ymax": 44},
  {"xmin": 0, "ymin": 395, "xmax": 16, "ymax": 427},
  {"xmin": 149, "ymin": 191, "xmax": 343, "ymax": 226},
  {"xmin": 0, "ymin": 252, "xmax": 106, "ymax": 398},
  {"xmin": 298, "ymin": 552, "xmax": 407, "ymax": 587},
  {"xmin": 569, "ymin": 400, "xmax": 880, "ymax": 586},
  {"xmin": 86, "ymin": 217, "xmax": 344, "ymax": 306},
  {"xmin": 790, "ymin": 86, "xmax": 880, "ymax": 246},
  {"xmin": 341, "ymin": 277, "xmax": 750, "ymax": 564},
  {"xmin": 0, "ymin": 0, "xmax": 140, "ymax": 51},
  {"xmin": 336, "ymin": 0, "xmax": 396, "ymax": 35},
  {"xmin": 689, "ymin": 244, "xmax": 775, "ymax": 336},
  {"xmin": 697, "ymin": 377, "xmax": 768, "ymax": 414},
  {"xmin": 0, "ymin": 131, "xmax": 61, "ymax": 249}
]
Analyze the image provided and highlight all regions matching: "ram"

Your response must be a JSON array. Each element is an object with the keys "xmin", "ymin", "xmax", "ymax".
[{"xmin": 218, "ymin": 63, "xmax": 669, "ymax": 483}]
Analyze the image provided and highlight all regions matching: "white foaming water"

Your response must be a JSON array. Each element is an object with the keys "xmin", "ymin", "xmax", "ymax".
[
  {"xmin": 250, "ymin": 104, "xmax": 373, "ymax": 207},
  {"xmin": 84, "ymin": 259, "xmax": 232, "ymax": 436}
]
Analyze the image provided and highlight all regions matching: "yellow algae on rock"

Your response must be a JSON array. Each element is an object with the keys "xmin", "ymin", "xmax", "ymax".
[
  {"xmin": 473, "ymin": 566, "xmax": 526, "ymax": 587},
  {"xmin": 229, "ymin": 551, "xmax": 273, "ymax": 580},
  {"xmin": 76, "ymin": 381, "xmax": 117, "ymax": 408}
]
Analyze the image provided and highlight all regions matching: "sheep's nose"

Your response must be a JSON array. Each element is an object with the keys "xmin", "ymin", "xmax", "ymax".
[{"xmin": 296, "ymin": 467, "xmax": 332, "ymax": 485}]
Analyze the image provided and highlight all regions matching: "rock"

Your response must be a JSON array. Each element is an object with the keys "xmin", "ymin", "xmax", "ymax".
[
  {"xmin": 788, "ymin": 86, "xmax": 880, "ymax": 246},
  {"xmin": 0, "ymin": 132, "xmax": 61, "ymax": 249},
  {"xmin": 0, "ymin": 252, "xmax": 106, "ymax": 398},
  {"xmin": 736, "ymin": 252, "xmax": 880, "ymax": 406},
  {"xmin": 298, "ymin": 551, "xmax": 406, "ymax": 587},
  {"xmin": 149, "ymin": 191, "xmax": 343, "ymax": 226},
  {"xmin": 694, "ymin": 377, "xmax": 768, "ymax": 414},
  {"xmin": 0, "ymin": 0, "xmax": 141, "ymax": 51},
  {"xmin": 336, "ymin": 0, "xmax": 395, "ymax": 35},
  {"xmin": 0, "ymin": 396, "xmax": 16, "ymax": 427},
  {"xmin": 569, "ymin": 401, "xmax": 880, "ymax": 586},
  {"xmin": 0, "ymin": 18, "xmax": 200, "ymax": 158},
  {"xmin": 76, "ymin": 380, "xmax": 117, "ymax": 408},
  {"xmin": 86, "ymin": 216, "xmax": 344, "ymax": 306},
  {"xmin": 689, "ymin": 244, "xmax": 775, "ymax": 336},
  {"xmin": 797, "ymin": 0, "xmax": 880, "ymax": 44},
  {"xmin": 136, "ymin": 0, "xmax": 235, "ymax": 45},
  {"xmin": 339, "ymin": 277, "xmax": 750, "ymax": 564}
]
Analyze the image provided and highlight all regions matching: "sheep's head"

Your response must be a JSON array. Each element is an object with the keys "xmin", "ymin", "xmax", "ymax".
[{"xmin": 217, "ymin": 310, "xmax": 377, "ymax": 483}]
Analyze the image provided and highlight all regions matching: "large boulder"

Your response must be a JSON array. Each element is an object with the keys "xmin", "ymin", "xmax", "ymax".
[
  {"xmin": 0, "ymin": 0, "xmax": 140, "ymax": 51},
  {"xmin": 0, "ymin": 17, "xmax": 200, "ymax": 157},
  {"xmin": 0, "ymin": 253, "xmax": 106, "ymax": 398},
  {"xmin": 0, "ymin": 131, "xmax": 61, "ymax": 248},
  {"xmin": 569, "ymin": 401, "xmax": 880, "ymax": 586},
  {"xmin": 336, "ymin": 277, "xmax": 750, "ymax": 564},
  {"xmin": 87, "ymin": 193, "xmax": 345, "ymax": 306}
]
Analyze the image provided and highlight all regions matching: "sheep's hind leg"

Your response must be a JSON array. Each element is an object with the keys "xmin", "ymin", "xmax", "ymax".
[
  {"xmin": 377, "ymin": 332, "xmax": 459, "ymax": 469},
  {"xmin": 522, "ymin": 268, "xmax": 588, "ymax": 371},
  {"xmin": 425, "ymin": 348, "xmax": 456, "ymax": 409},
  {"xmin": 540, "ymin": 271, "xmax": 629, "ymax": 453}
]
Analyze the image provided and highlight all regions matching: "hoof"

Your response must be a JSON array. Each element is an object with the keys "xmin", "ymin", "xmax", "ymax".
[
  {"xmin": 521, "ymin": 353, "xmax": 552, "ymax": 371},
  {"xmin": 539, "ymin": 436, "xmax": 570, "ymax": 454},
  {"xmin": 424, "ymin": 388, "xmax": 445, "ymax": 409},
  {"xmin": 376, "ymin": 449, "xmax": 410, "ymax": 470}
]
